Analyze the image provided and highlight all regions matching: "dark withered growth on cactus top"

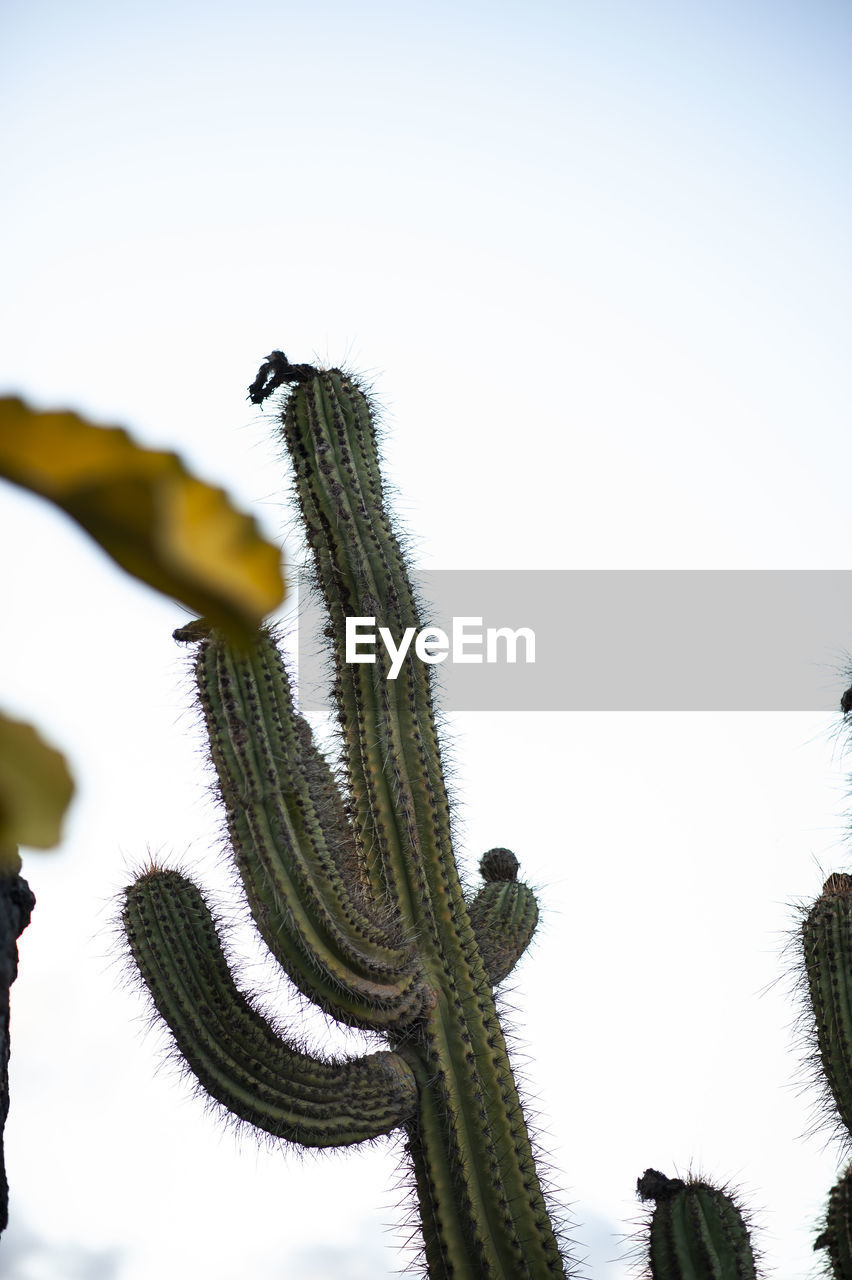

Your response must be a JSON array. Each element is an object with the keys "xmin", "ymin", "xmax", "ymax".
[{"xmin": 123, "ymin": 352, "xmax": 852, "ymax": 1279}]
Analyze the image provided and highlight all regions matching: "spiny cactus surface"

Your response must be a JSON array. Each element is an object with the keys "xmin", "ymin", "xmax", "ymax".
[
  {"xmin": 468, "ymin": 849, "xmax": 539, "ymax": 986},
  {"xmin": 637, "ymin": 1170, "xmax": 757, "ymax": 1280},
  {"xmin": 816, "ymin": 1163, "xmax": 852, "ymax": 1279},
  {"xmin": 802, "ymin": 873, "xmax": 852, "ymax": 1141},
  {"xmin": 124, "ymin": 353, "xmax": 563, "ymax": 1279}
]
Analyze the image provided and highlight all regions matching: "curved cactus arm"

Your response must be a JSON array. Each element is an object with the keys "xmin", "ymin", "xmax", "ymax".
[
  {"xmin": 816, "ymin": 1164, "xmax": 852, "ymax": 1278},
  {"xmin": 123, "ymin": 868, "xmax": 418, "ymax": 1145},
  {"xmin": 637, "ymin": 1170, "xmax": 757, "ymax": 1280},
  {"xmin": 187, "ymin": 624, "xmax": 427, "ymax": 1031},
  {"xmin": 467, "ymin": 848, "xmax": 539, "ymax": 986},
  {"xmin": 177, "ymin": 618, "xmax": 373, "ymax": 911},
  {"xmin": 802, "ymin": 873, "xmax": 852, "ymax": 1137}
]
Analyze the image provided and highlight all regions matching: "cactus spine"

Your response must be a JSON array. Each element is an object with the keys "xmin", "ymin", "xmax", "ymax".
[{"xmin": 124, "ymin": 354, "xmax": 562, "ymax": 1278}]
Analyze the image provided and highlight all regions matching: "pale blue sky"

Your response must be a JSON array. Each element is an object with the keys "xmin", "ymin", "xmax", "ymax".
[{"xmin": 1, "ymin": 3, "xmax": 851, "ymax": 1277}]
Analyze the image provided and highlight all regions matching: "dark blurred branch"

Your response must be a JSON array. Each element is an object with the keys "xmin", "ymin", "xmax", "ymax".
[{"xmin": 0, "ymin": 872, "xmax": 34, "ymax": 1235}]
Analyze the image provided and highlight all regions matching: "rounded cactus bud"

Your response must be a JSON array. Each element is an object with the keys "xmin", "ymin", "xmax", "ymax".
[
  {"xmin": 479, "ymin": 847, "xmax": 519, "ymax": 883},
  {"xmin": 468, "ymin": 879, "xmax": 539, "ymax": 985},
  {"xmin": 637, "ymin": 1169, "xmax": 757, "ymax": 1280}
]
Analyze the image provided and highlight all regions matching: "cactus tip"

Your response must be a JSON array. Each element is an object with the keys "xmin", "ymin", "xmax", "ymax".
[
  {"xmin": 821, "ymin": 871, "xmax": 852, "ymax": 896},
  {"xmin": 248, "ymin": 350, "xmax": 317, "ymax": 405},
  {"xmin": 173, "ymin": 618, "xmax": 214, "ymax": 644},
  {"xmin": 636, "ymin": 1169, "xmax": 685, "ymax": 1202}
]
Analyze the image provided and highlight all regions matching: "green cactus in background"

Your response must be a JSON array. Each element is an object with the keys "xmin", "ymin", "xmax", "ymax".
[
  {"xmin": 122, "ymin": 350, "xmax": 852, "ymax": 1279},
  {"xmin": 123, "ymin": 353, "xmax": 564, "ymax": 1278},
  {"xmin": 803, "ymin": 873, "xmax": 852, "ymax": 1279},
  {"xmin": 633, "ymin": 829, "xmax": 852, "ymax": 1279},
  {"xmin": 816, "ymin": 1165, "xmax": 852, "ymax": 1278},
  {"xmin": 636, "ymin": 1170, "xmax": 756, "ymax": 1280},
  {"xmin": 803, "ymin": 874, "xmax": 852, "ymax": 1143}
]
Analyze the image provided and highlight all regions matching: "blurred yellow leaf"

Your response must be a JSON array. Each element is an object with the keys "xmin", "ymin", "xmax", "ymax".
[
  {"xmin": 0, "ymin": 398, "xmax": 285, "ymax": 641},
  {"xmin": 0, "ymin": 712, "xmax": 74, "ymax": 869}
]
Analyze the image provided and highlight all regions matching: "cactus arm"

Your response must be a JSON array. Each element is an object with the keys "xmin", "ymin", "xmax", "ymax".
[
  {"xmin": 816, "ymin": 1164, "xmax": 852, "ymax": 1278},
  {"xmin": 195, "ymin": 620, "xmax": 407, "ymax": 957},
  {"xmin": 265, "ymin": 357, "xmax": 565, "ymax": 1277},
  {"xmin": 123, "ymin": 868, "xmax": 418, "ymax": 1145},
  {"xmin": 802, "ymin": 873, "xmax": 852, "ymax": 1136},
  {"xmin": 190, "ymin": 624, "xmax": 427, "ymax": 1031},
  {"xmin": 467, "ymin": 880, "xmax": 539, "ymax": 986},
  {"xmin": 637, "ymin": 1170, "xmax": 757, "ymax": 1280},
  {"xmin": 467, "ymin": 848, "xmax": 539, "ymax": 986}
]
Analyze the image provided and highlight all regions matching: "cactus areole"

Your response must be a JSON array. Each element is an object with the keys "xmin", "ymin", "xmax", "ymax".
[{"xmin": 124, "ymin": 354, "xmax": 564, "ymax": 1278}]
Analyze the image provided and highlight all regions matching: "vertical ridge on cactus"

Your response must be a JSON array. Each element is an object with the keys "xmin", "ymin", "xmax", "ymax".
[{"xmin": 124, "ymin": 352, "xmax": 564, "ymax": 1278}]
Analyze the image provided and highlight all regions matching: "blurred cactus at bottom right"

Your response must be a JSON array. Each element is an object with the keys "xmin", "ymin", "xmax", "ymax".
[
  {"xmin": 629, "ymin": 735, "xmax": 852, "ymax": 1280},
  {"xmin": 637, "ymin": 862, "xmax": 852, "ymax": 1279},
  {"xmin": 803, "ymin": 872, "xmax": 852, "ymax": 1278}
]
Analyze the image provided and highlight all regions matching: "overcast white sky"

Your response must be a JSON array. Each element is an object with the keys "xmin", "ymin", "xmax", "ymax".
[{"xmin": 2, "ymin": 2, "xmax": 852, "ymax": 1277}]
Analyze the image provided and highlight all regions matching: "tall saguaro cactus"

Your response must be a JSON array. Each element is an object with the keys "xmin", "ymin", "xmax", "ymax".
[{"xmin": 123, "ymin": 353, "xmax": 563, "ymax": 1278}]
